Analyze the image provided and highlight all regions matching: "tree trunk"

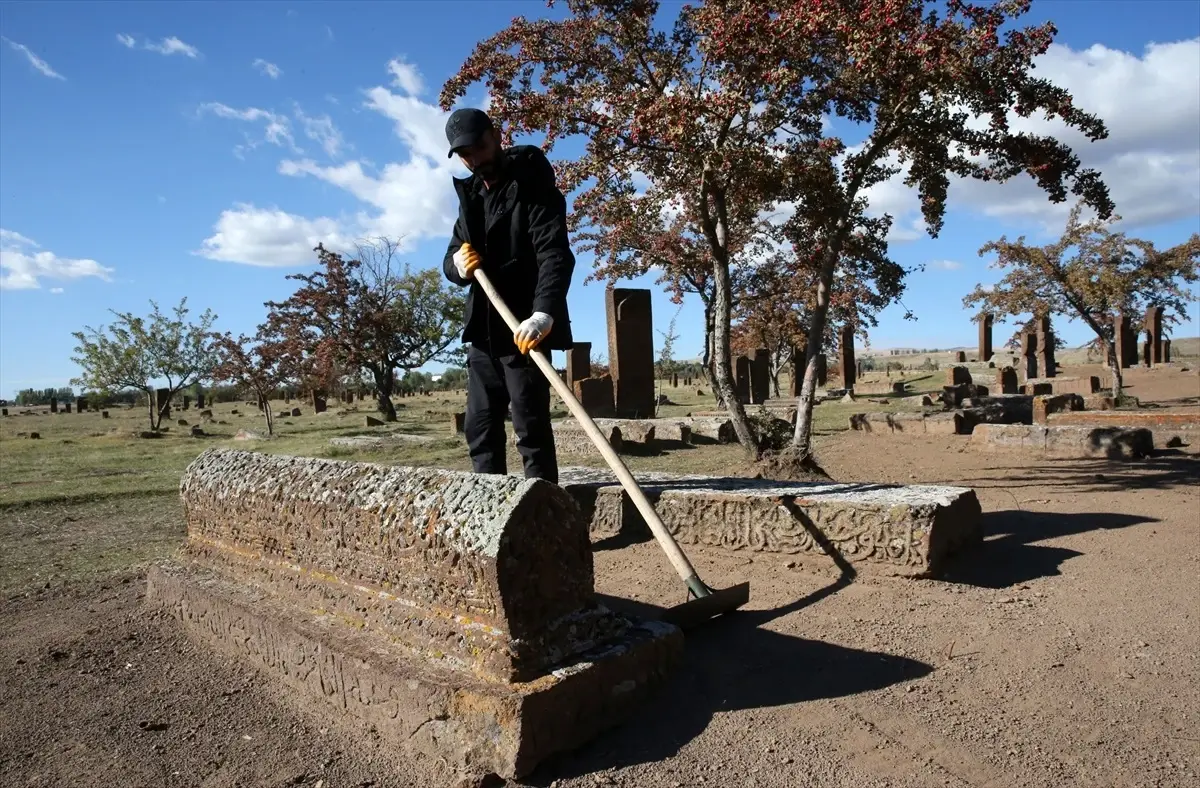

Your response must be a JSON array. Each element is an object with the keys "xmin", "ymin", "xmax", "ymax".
[
  {"xmin": 146, "ymin": 390, "xmax": 158, "ymax": 431},
  {"xmin": 373, "ymin": 367, "xmax": 397, "ymax": 421},
  {"xmin": 1105, "ymin": 338, "xmax": 1124, "ymax": 403},
  {"xmin": 791, "ymin": 249, "xmax": 839, "ymax": 458},
  {"xmin": 699, "ymin": 301, "xmax": 718, "ymax": 401},
  {"xmin": 711, "ymin": 257, "xmax": 759, "ymax": 456},
  {"xmin": 264, "ymin": 399, "xmax": 275, "ymax": 435}
]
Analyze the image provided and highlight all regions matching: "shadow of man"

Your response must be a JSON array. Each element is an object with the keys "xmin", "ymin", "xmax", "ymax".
[{"xmin": 527, "ymin": 575, "xmax": 931, "ymax": 784}]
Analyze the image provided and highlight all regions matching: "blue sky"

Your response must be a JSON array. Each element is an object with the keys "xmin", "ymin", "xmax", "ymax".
[{"xmin": 1, "ymin": 0, "xmax": 1198, "ymax": 397}]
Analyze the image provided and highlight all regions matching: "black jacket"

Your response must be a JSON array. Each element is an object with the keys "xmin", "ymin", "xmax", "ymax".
[{"xmin": 443, "ymin": 145, "xmax": 575, "ymax": 356}]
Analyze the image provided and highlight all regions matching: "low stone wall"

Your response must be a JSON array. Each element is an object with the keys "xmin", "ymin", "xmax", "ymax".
[
  {"xmin": 1046, "ymin": 409, "xmax": 1200, "ymax": 447},
  {"xmin": 968, "ymin": 423, "xmax": 1154, "ymax": 459},
  {"xmin": 147, "ymin": 448, "xmax": 682, "ymax": 779},
  {"xmin": 554, "ymin": 467, "xmax": 983, "ymax": 577}
]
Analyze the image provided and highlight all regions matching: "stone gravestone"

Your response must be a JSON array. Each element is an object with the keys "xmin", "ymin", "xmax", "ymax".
[
  {"xmin": 978, "ymin": 313, "xmax": 994, "ymax": 362},
  {"xmin": 311, "ymin": 391, "xmax": 327, "ymax": 414},
  {"xmin": 49, "ymin": 397, "xmax": 58, "ymax": 414},
  {"xmin": 750, "ymin": 348, "xmax": 770, "ymax": 404},
  {"xmin": 815, "ymin": 353, "xmax": 828, "ymax": 387},
  {"xmin": 672, "ymin": 373, "xmax": 679, "ymax": 388},
  {"xmin": 76, "ymin": 397, "xmax": 88, "ymax": 412},
  {"xmin": 1163, "ymin": 338, "xmax": 1172, "ymax": 363},
  {"xmin": 839, "ymin": 325, "xmax": 856, "ymax": 389},
  {"xmin": 1020, "ymin": 332, "xmax": 1038, "ymax": 380},
  {"xmin": 63, "ymin": 402, "xmax": 72, "ymax": 414},
  {"xmin": 196, "ymin": 393, "xmax": 205, "ymax": 409},
  {"xmin": 1142, "ymin": 341, "xmax": 1151, "ymax": 367},
  {"xmin": 155, "ymin": 388, "xmax": 171, "ymax": 420},
  {"xmin": 575, "ymin": 375, "xmax": 615, "ymax": 417},
  {"xmin": 605, "ymin": 288, "xmax": 655, "ymax": 418},
  {"xmin": 955, "ymin": 350, "xmax": 967, "ymax": 363},
  {"xmin": 182, "ymin": 395, "xmax": 190, "ymax": 411},
  {"xmin": 734, "ymin": 356, "xmax": 751, "ymax": 404},
  {"xmin": 998, "ymin": 366, "xmax": 1019, "ymax": 394},
  {"xmin": 1115, "ymin": 312, "xmax": 1137, "ymax": 368},
  {"xmin": 1145, "ymin": 305, "xmax": 1164, "ymax": 365},
  {"xmin": 1033, "ymin": 316, "xmax": 1056, "ymax": 378},
  {"xmin": 561, "ymin": 348, "xmax": 584, "ymax": 387},
  {"xmin": 789, "ymin": 346, "xmax": 807, "ymax": 397}
]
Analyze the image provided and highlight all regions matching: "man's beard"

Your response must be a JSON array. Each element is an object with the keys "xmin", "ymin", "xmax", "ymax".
[{"xmin": 472, "ymin": 157, "xmax": 502, "ymax": 181}]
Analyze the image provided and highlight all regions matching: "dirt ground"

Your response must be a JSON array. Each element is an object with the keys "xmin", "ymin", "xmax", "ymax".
[{"xmin": 2, "ymin": 368, "xmax": 1199, "ymax": 788}]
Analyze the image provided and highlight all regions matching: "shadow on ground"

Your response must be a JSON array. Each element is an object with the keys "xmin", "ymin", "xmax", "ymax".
[
  {"xmin": 940, "ymin": 509, "xmax": 1159, "ymax": 589},
  {"xmin": 959, "ymin": 452, "xmax": 1200, "ymax": 494},
  {"xmin": 526, "ymin": 577, "xmax": 930, "ymax": 784}
]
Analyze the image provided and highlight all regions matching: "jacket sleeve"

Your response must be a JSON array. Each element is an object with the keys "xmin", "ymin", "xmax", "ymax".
[
  {"xmin": 523, "ymin": 149, "xmax": 576, "ymax": 317},
  {"xmin": 443, "ymin": 216, "xmax": 470, "ymax": 286}
]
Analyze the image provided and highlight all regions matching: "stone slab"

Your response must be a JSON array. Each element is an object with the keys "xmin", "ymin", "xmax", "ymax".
[
  {"xmin": 178, "ymin": 448, "xmax": 610, "ymax": 683},
  {"xmin": 560, "ymin": 417, "xmax": 692, "ymax": 444},
  {"xmin": 329, "ymin": 433, "xmax": 439, "ymax": 448},
  {"xmin": 554, "ymin": 467, "xmax": 982, "ymax": 577},
  {"xmin": 146, "ymin": 561, "xmax": 681, "ymax": 780},
  {"xmin": 969, "ymin": 424, "xmax": 1154, "ymax": 459},
  {"xmin": 1046, "ymin": 409, "xmax": 1200, "ymax": 447}
]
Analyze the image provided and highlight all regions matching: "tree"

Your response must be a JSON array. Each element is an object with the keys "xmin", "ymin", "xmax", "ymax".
[
  {"xmin": 211, "ymin": 329, "xmax": 293, "ymax": 435},
  {"xmin": 264, "ymin": 238, "xmax": 466, "ymax": 421},
  {"xmin": 70, "ymin": 298, "xmax": 219, "ymax": 431},
  {"xmin": 439, "ymin": 0, "xmax": 808, "ymax": 452},
  {"xmin": 442, "ymin": 0, "xmax": 1111, "ymax": 470},
  {"xmin": 655, "ymin": 304, "xmax": 683, "ymax": 406},
  {"xmin": 964, "ymin": 203, "xmax": 1200, "ymax": 399}
]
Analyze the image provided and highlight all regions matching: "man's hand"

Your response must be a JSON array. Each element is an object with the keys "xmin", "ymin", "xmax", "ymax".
[
  {"xmin": 514, "ymin": 312, "xmax": 553, "ymax": 354},
  {"xmin": 453, "ymin": 243, "xmax": 481, "ymax": 280}
]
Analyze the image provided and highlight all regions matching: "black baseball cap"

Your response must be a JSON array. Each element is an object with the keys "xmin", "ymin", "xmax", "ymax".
[{"xmin": 445, "ymin": 108, "xmax": 493, "ymax": 158}]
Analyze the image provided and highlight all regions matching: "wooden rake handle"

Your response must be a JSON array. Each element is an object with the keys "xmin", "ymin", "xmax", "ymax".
[{"xmin": 471, "ymin": 266, "xmax": 709, "ymax": 596}]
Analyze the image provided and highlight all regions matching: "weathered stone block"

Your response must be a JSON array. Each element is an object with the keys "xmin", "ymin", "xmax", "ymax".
[
  {"xmin": 575, "ymin": 376, "xmax": 615, "ymax": 418},
  {"xmin": 150, "ymin": 449, "xmax": 681, "ymax": 779},
  {"xmin": 147, "ymin": 563, "xmax": 680, "ymax": 780},
  {"xmin": 561, "ymin": 417, "xmax": 686, "ymax": 445},
  {"xmin": 548, "ymin": 422, "xmax": 631, "ymax": 455},
  {"xmin": 1022, "ymin": 382, "xmax": 1054, "ymax": 396},
  {"xmin": 1041, "ymin": 375, "xmax": 1101, "ymax": 396},
  {"xmin": 969, "ymin": 424, "xmax": 1154, "ymax": 459},
  {"xmin": 555, "ymin": 468, "xmax": 983, "ymax": 577},
  {"xmin": 854, "ymin": 380, "xmax": 908, "ymax": 396},
  {"xmin": 1082, "ymin": 395, "xmax": 1115, "ymax": 411},
  {"xmin": 174, "ymin": 449, "xmax": 610, "ymax": 683},
  {"xmin": 1032, "ymin": 393, "xmax": 1084, "ymax": 425}
]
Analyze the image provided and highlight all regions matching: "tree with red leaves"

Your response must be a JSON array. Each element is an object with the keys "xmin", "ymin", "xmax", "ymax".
[
  {"xmin": 263, "ymin": 238, "xmax": 465, "ymax": 421},
  {"xmin": 441, "ymin": 0, "xmax": 1113, "ymax": 470},
  {"xmin": 211, "ymin": 328, "xmax": 293, "ymax": 435}
]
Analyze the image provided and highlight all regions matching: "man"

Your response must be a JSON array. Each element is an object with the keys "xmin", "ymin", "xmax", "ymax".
[{"xmin": 442, "ymin": 107, "xmax": 575, "ymax": 484}]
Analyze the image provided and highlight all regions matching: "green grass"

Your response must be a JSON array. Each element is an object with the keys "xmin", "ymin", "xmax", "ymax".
[{"xmin": 0, "ymin": 382, "xmax": 888, "ymax": 508}]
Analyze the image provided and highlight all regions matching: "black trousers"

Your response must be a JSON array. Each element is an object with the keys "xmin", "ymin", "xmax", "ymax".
[{"xmin": 465, "ymin": 344, "xmax": 558, "ymax": 484}]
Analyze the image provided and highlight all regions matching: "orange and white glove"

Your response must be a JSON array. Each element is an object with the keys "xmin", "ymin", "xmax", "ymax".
[
  {"xmin": 453, "ymin": 243, "xmax": 481, "ymax": 280},
  {"xmin": 514, "ymin": 312, "xmax": 553, "ymax": 354}
]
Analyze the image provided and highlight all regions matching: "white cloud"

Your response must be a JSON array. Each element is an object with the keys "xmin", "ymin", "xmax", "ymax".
[
  {"xmin": 0, "ymin": 230, "xmax": 114, "ymax": 290},
  {"xmin": 253, "ymin": 58, "xmax": 282, "ymax": 79},
  {"xmin": 294, "ymin": 106, "xmax": 345, "ymax": 157},
  {"xmin": 199, "ymin": 102, "xmax": 299, "ymax": 156},
  {"xmin": 195, "ymin": 205, "xmax": 350, "ymax": 267},
  {"xmin": 196, "ymin": 58, "xmax": 472, "ymax": 265},
  {"xmin": 145, "ymin": 36, "xmax": 200, "ymax": 58},
  {"xmin": 928, "ymin": 260, "xmax": 963, "ymax": 271},
  {"xmin": 2, "ymin": 37, "xmax": 65, "ymax": 80},
  {"xmin": 855, "ymin": 38, "xmax": 1200, "ymax": 235},
  {"xmin": 386, "ymin": 57, "xmax": 424, "ymax": 95},
  {"xmin": 49, "ymin": 287, "xmax": 64, "ymax": 294},
  {"xmin": 119, "ymin": 34, "xmax": 202, "ymax": 59}
]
